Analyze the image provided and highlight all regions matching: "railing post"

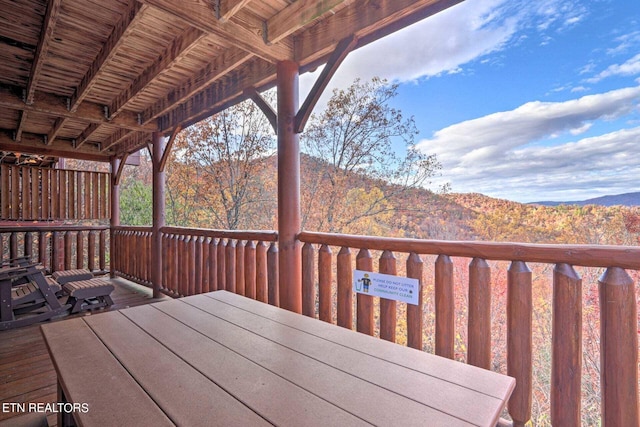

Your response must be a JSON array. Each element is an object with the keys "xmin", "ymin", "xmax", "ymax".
[
  {"xmin": 302, "ymin": 242, "xmax": 316, "ymax": 317},
  {"xmin": 406, "ymin": 252, "xmax": 423, "ymax": 350},
  {"xmin": 337, "ymin": 246, "xmax": 352, "ymax": 329},
  {"xmin": 267, "ymin": 242, "xmax": 279, "ymax": 306},
  {"xmin": 356, "ymin": 249, "xmax": 374, "ymax": 336},
  {"xmin": 152, "ymin": 131, "xmax": 166, "ymax": 299},
  {"xmin": 277, "ymin": 60, "xmax": 302, "ymax": 313},
  {"xmin": 235, "ymin": 240, "xmax": 245, "ymax": 296},
  {"xmin": 318, "ymin": 244, "xmax": 332, "ymax": 323},
  {"xmin": 110, "ymin": 157, "xmax": 120, "ymax": 278},
  {"xmin": 598, "ymin": 267, "xmax": 639, "ymax": 426},
  {"xmin": 468, "ymin": 257, "xmax": 491, "ymax": 369},
  {"xmin": 551, "ymin": 263, "xmax": 582, "ymax": 426},
  {"xmin": 244, "ymin": 240, "xmax": 256, "ymax": 299},
  {"xmin": 507, "ymin": 260, "xmax": 532, "ymax": 427},
  {"xmin": 379, "ymin": 250, "xmax": 397, "ymax": 342},
  {"xmin": 435, "ymin": 254, "xmax": 454, "ymax": 358},
  {"xmin": 256, "ymin": 241, "xmax": 268, "ymax": 303}
]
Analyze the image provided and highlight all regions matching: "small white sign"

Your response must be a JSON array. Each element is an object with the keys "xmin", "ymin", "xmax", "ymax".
[{"xmin": 353, "ymin": 270, "xmax": 420, "ymax": 305}]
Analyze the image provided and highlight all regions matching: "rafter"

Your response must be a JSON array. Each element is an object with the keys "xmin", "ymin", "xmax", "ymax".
[
  {"xmin": 216, "ymin": 0, "xmax": 253, "ymax": 22},
  {"xmin": 101, "ymin": 128, "xmax": 132, "ymax": 152},
  {"xmin": 141, "ymin": 47, "xmax": 252, "ymax": 124},
  {"xmin": 69, "ymin": 2, "xmax": 147, "ymax": 112},
  {"xmin": 139, "ymin": 0, "xmax": 292, "ymax": 63},
  {"xmin": 295, "ymin": 35, "xmax": 356, "ymax": 133},
  {"xmin": 0, "ymin": 131, "xmax": 109, "ymax": 162},
  {"xmin": 75, "ymin": 123, "xmax": 101, "ymax": 149},
  {"xmin": 108, "ymin": 27, "xmax": 207, "ymax": 119},
  {"xmin": 296, "ymin": 0, "xmax": 463, "ymax": 63},
  {"xmin": 159, "ymin": 59, "xmax": 276, "ymax": 132},
  {"xmin": 46, "ymin": 117, "xmax": 66, "ymax": 146},
  {"xmin": 266, "ymin": 0, "xmax": 346, "ymax": 44},
  {"xmin": 25, "ymin": 0, "xmax": 62, "ymax": 105},
  {"xmin": 0, "ymin": 87, "xmax": 158, "ymax": 132},
  {"xmin": 14, "ymin": 111, "xmax": 28, "ymax": 142}
]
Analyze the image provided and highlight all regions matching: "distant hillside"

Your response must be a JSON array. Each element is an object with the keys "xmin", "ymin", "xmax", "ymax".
[{"xmin": 531, "ymin": 192, "xmax": 640, "ymax": 207}]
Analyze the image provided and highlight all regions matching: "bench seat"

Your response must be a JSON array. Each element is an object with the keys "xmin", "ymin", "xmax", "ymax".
[{"xmin": 63, "ymin": 279, "xmax": 114, "ymax": 314}]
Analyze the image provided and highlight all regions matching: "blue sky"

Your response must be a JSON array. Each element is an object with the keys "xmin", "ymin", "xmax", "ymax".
[{"xmin": 300, "ymin": 0, "xmax": 640, "ymax": 203}]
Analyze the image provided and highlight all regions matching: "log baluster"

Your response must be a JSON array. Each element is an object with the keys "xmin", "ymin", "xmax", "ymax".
[
  {"xmin": 379, "ymin": 250, "xmax": 397, "ymax": 342},
  {"xmin": 178, "ymin": 235, "xmax": 188, "ymax": 296},
  {"xmin": 39, "ymin": 232, "xmax": 47, "ymax": 270},
  {"xmin": 406, "ymin": 252, "xmax": 423, "ymax": 350},
  {"xmin": 267, "ymin": 242, "xmax": 278, "ymax": 306},
  {"xmin": 551, "ymin": 263, "xmax": 582, "ymax": 425},
  {"xmin": 302, "ymin": 242, "xmax": 316, "ymax": 317},
  {"xmin": 64, "ymin": 231, "xmax": 72, "ymax": 270},
  {"xmin": 507, "ymin": 260, "xmax": 532, "ymax": 427},
  {"xmin": 208, "ymin": 238, "xmax": 217, "ymax": 292},
  {"xmin": 88, "ymin": 231, "xmax": 96, "ymax": 272},
  {"xmin": 24, "ymin": 232, "xmax": 33, "ymax": 261},
  {"xmin": 356, "ymin": 248, "xmax": 374, "ymax": 336},
  {"xmin": 598, "ymin": 267, "xmax": 639, "ymax": 426},
  {"xmin": 9, "ymin": 232, "xmax": 17, "ymax": 262},
  {"xmin": 235, "ymin": 240, "xmax": 245, "ymax": 296},
  {"xmin": 99, "ymin": 230, "xmax": 106, "ymax": 272},
  {"xmin": 76, "ymin": 231, "xmax": 84, "ymax": 269},
  {"xmin": 318, "ymin": 244, "xmax": 332, "ymax": 323},
  {"xmin": 435, "ymin": 254, "xmax": 454, "ymax": 358},
  {"xmin": 468, "ymin": 257, "xmax": 491, "ymax": 369},
  {"xmin": 225, "ymin": 239, "xmax": 236, "ymax": 293},
  {"xmin": 244, "ymin": 240, "xmax": 256, "ymax": 300},
  {"xmin": 194, "ymin": 235, "xmax": 203, "ymax": 295},
  {"xmin": 256, "ymin": 241, "xmax": 268, "ymax": 303},
  {"xmin": 202, "ymin": 237, "xmax": 210, "ymax": 293},
  {"xmin": 217, "ymin": 239, "xmax": 226, "ymax": 292},
  {"xmin": 337, "ymin": 246, "xmax": 352, "ymax": 329}
]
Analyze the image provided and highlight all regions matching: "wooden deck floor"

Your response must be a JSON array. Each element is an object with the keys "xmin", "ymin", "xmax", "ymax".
[{"xmin": 0, "ymin": 278, "xmax": 169, "ymax": 426}]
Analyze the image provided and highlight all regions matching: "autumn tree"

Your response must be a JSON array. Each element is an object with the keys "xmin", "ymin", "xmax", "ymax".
[
  {"xmin": 166, "ymin": 95, "xmax": 277, "ymax": 229},
  {"xmin": 301, "ymin": 77, "xmax": 443, "ymax": 234}
]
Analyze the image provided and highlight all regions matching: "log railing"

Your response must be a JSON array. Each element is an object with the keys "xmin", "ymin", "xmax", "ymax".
[
  {"xmin": 160, "ymin": 227, "xmax": 279, "ymax": 301},
  {"xmin": 297, "ymin": 231, "xmax": 639, "ymax": 427},
  {"xmin": 111, "ymin": 226, "xmax": 153, "ymax": 286},
  {"xmin": 0, "ymin": 225, "xmax": 108, "ymax": 274}
]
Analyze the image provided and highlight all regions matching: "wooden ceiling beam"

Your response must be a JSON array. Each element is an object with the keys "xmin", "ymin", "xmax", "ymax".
[
  {"xmin": 159, "ymin": 59, "xmax": 276, "ymax": 132},
  {"xmin": 141, "ymin": 47, "xmax": 253, "ymax": 124},
  {"xmin": 0, "ymin": 132, "xmax": 109, "ymax": 162},
  {"xmin": 25, "ymin": 0, "xmax": 62, "ymax": 105},
  {"xmin": 266, "ymin": 0, "xmax": 347, "ymax": 44},
  {"xmin": 14, "ymin": 111, "xmax": 28, "ymax": 142},
  {"xmin": 295, "ymin": 0, "xmax": 462, "ymax": 64},
  {"xmin": 46, "ymin": 117, "xmax": 66, "ymax": 146},
  {"xmin": 69, "ymin": 1, "xmax": 147, "ymax": 112},
  {"xmin": 101, "ymin": 128, "xmax": 132, "ymax": 152},
  {"xmin": 0, "ymin": 87, "xmax": 158, "ymax": 132},
  {"xmin": 108, "ymin": 27, "xmax": 207, "ymax": 119},
  {"xmin": 139, "ymin": 0, "xmax": 292, "ymax": 63},
  {"xmin": 75, "ymin": 123, "xmax": 101, "ymax": 149},
  {"xmin": 113, "ymin": 131, "xmax": 152, "ymax": 157},
  {"xmin": 216, "ymin": 0, "xmax": 253, "ymax": 22}
]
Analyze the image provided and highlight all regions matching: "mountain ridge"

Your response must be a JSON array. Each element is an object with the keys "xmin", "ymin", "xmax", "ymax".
[{"xmin": 530, "ymin": 191, "xmax": 640, "ymax": 207}]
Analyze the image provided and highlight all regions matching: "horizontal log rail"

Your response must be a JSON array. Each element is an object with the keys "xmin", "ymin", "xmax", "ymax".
[
  {"xmin": 0, "ymin": 225, "xmax": 108, "ymax": 274},
  {"xmin": 299, "ymin": 231, "xmax": 640, "ymax": 269},
  {"xmin": 297, "ymin": 230, "xmax": 639, "ymax": 426}
]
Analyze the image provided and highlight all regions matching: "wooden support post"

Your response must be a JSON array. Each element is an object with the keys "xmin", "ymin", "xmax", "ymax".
[
  {"xmin": 276, "ymin": 60, "xmax": 301, "ymax": 313},
  {"xmin": 109, "ymin": 157, "xmax": 121, "ymax": 278},
  {"xmin": 152, "ymin": 132, "xmax": 166, "ymax": 299}
]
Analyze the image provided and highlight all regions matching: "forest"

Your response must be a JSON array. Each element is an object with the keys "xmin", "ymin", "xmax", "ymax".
[{"xmin": 72, "ymin": 78, "xmax": 639, "ymax": 426}]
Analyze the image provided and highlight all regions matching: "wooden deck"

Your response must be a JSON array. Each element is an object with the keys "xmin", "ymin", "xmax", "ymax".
[{"xmin": 0, "ymin": 278, "xmax": 168, "ymax": 426}]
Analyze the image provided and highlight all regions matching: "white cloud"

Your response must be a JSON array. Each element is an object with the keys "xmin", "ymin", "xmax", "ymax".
[
  {"xmin": 587, "ymin": 53, "xmax": 640, "ymax": 83},
  {"xmin": 415, "ymin": 86, "xmax": 640, "ymax": 201}
]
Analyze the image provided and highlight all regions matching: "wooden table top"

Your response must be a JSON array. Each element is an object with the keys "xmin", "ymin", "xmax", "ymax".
[{"xmin": 41, "ymin": 290, "xmax": 514, "ymax": 426}]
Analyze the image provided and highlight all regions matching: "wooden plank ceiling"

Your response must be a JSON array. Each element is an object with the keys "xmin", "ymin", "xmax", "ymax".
[{"xmin": 0, "ymin": 0, "xmax": 461, "ymax": 162}]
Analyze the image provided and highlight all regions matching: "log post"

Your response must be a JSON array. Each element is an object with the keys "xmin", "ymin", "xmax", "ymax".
[
  {"xmin": 151, "ymin": 132, "xmax": 166, "ymax": 298},
  {"xmin": 598, "ymin": 267, "xmax": 639, "ymax": 426},
  {"xmin": 109, "ymin": 157, "xmax": 120, "ymax": 278},
  {"xmin": 507, "ymin": 260, "xmax": 532, "ymax": 427},
  {"xmin": 468, "ymin": 257, "xmax": 491, "ymax": 369},
  {"xmin": 435, "ymin": 254, "xmax": 454, "ymax": 358},
  {"xmin": 379, "ymin": 250, "xmax": 397, "ymax": 342},
  {"xmin": 551, "ymin": 263, "xmax": 582, "ymax": 426},
  {"xmin": 277, "ymin": 60, "xmax": 301, "ymax": 313},
  {"xmin": 356, "ymin": 249, "xmax": 374, "ymax": 336},
  {"xmin": 302, "ymin": 242, "xmax": 316, "ymax": 317},
  {"xmin": 406, "ymin": 252, "xmax": 423, "ymax": 350}
]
